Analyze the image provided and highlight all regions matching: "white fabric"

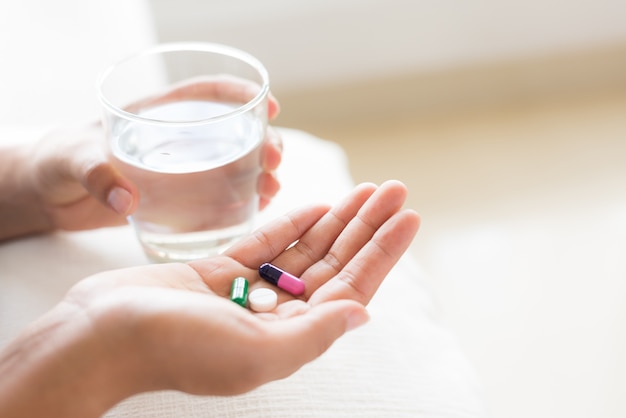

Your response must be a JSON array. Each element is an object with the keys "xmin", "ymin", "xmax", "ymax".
[
  {"xmin": 0, "ymin": 129, "xmax": 487, "ymax": 417},
  {"xmin": 0, "ymin": 2, "xmax": 487, "ymax": 416}
]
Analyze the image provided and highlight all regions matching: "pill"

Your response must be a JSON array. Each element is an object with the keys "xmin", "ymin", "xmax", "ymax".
[
  {"xmin": 258, "ymin": 263, "xmax": 305, "ymax": 296},
  {"xmin": 248, "ymin": 288, "xmax": 278, "ymax": 312},
  {"xmin": 229, "ymin": 277, "xmax": 249, "ymax": 307}
]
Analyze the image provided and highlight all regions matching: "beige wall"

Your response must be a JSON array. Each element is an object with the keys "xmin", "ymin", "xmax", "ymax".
[{"xmin": 149, "ymin": 0, "xmax": 626, "ymax": 95}]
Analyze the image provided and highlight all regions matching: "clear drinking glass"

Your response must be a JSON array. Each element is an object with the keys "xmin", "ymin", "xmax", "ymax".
[{"xmin": 97, "ymin": 42, "xmax": 269, "ymax": 262}]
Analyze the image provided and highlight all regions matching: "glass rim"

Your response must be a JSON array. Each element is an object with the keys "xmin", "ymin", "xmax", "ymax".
[{"xmin": 96, "ymin": 42, "xmax": 270, "ymax": 126}]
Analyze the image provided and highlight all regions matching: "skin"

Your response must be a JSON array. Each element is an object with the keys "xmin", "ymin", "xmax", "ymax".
[
  {"xmin": 0, "ymin": 77, "xmax": 282, "ymax": 241},
  {"xmin": 0, "ymin": 79, "xmax": 421, "ymax": 417},
  {"xmin": 0, "ymin": 181, "xmax": 420, "ymax": 417}
]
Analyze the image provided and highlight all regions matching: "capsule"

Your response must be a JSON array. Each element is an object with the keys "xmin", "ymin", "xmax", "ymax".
[
  {"xmin": 229, "ymin": 277, "xmax": 249, "ymax": 307},
  {"xmin": 258, "ymin": 263, "xmax": 305, "ymax": 296}
]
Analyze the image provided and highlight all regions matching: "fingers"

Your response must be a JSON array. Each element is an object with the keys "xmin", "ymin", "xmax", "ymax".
[
  {"xmin": 129, "ymin": 75, "xmax": 280, "ymax": 120},
  {"xmin": 309, "ymin": 208, "xmax": 420, "ymax": 305},
  {"xmin": 224, "ymin": 204, "xmax": 331, "ymax": 268},
  {"xmin": 37, "ymin": 126, "xmax": 139, "ymax": 218},
  {"xmin": 82, "ymin": 131, "xmax": 139, "ymax": 217},
  {"xmin": 267, "ymin": 91, "xmax": 280, "ymax": 120},
  {"xmin": 72, "ymin": 155, "xmax": 139, "ymax": 218},
  {"xmin": 257, "ymin": 172, "xmax": 280, "ymax": 211},
  {"xmin": 229, "ymin": 180, "xmax": 416, "ymax": 305},
  {"xmin": 269, "ymin": 180, "xmax": 409, "ymax": 297},
  {"xmin": 269, "ymin": 182, "xmax": 378, "ymax": 275},
  {"xmin": 264, "ymin": 180, "xmax": 419, "ymax": 306},
  {"xmin": 300, "ymin": 180, "xmax": 408, "ymax": 289},
  {"xmin": 257, "ymin": 126, "xmax": 282, "ymax": 210},
  {"xmin": 126, "ymin": 76, "xmax": 284, "ymax": 213},
  {"xmin": 68, "ymin": 128, "xmax": 138, "ymax": 217},
  {"xmin": 76, "ymin": 162, "xmax": 138, "ymax": 217},
  {"xmin": 261, "ymin": 126, "xmax": 282, "ymax": 172},
  {"xmin": 105, "ymin": 185, "xmax": 135, "ymax": 216}
]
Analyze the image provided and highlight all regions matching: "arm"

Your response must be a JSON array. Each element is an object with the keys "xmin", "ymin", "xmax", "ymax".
[
  {"xmin": 0, "ymin": 81, "xmax": 282, "ymax": 242},
  {"xmin": 0, "ymin": 125, "xmax": 136, "ymax": 242},
  {"xmin": 0, "ymin": 143, "xmax": 52, "ymax": 240},
  {"xmin": 0, "ymin": 301, "xmax": 144, "ymax": 418},
  {"xmin": 0, "ymin": 180, "xmax": 420, "ymax": 417}
]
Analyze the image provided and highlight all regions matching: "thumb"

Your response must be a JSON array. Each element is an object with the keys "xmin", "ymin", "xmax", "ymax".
[
  {"xmin": 82, "ymin": 161, "xmax": 138, "ymax": 216},
  {"xmin": 67, "ymin": 130, "xmax": 139, "ymax": 216},
  {"xmin": 263, "ymin": 300, "xmax": 369, "ymax": 381}
]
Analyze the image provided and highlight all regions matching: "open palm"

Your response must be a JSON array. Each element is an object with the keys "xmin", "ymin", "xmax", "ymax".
[{"xmin": 66, "ymin": 180, "xmax": 419, "ymax": 397}]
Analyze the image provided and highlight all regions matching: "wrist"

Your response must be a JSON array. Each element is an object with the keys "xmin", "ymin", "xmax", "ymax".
[
  {"xmin": 0, "ymin": 298, "xmax": 146, "ymax": 417},
  {"xmin": 0, "ymin": 143, "xmax": 53, "ymax": 241}
]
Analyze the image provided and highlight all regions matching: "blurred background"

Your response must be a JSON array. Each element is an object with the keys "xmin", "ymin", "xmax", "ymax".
[{"xmin": 148, "ymin": 1, "xmax": 626, "ymax": 416}]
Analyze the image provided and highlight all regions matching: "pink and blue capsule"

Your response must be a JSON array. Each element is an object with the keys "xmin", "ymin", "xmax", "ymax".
[{"xmin": 258, "ymin": 263, "xmax": 305, "ymax": 296}]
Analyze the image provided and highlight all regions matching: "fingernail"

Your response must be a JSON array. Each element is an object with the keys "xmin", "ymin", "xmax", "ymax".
[
  {"xmin": 346, "ymin": 308, "xmax": 370, "ymax": 332},
  {"xmin": 107, "ymin": 187, "xmax": 133, "ymax": 215}
]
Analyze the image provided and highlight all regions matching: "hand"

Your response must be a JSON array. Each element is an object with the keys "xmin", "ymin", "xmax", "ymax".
[
  {"xmin": 79, "ymin": 180, "xmax": 419, "ymax": 394},
  {"xmin": 0, "ymin": 181, "xmax": 419, "ymax": 417},
  {"xmin": 20, "ymin": 78, "xmax": 282, "ymax": 233},
  {"xmin": 124, "ymin": 75, "xmax": 283, "ymax": 211}
]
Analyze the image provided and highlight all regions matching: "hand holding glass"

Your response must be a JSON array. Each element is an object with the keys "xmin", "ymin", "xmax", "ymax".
[{"xmin": 98, "ymin": 43, "xmax": 270, "ymax": 262}]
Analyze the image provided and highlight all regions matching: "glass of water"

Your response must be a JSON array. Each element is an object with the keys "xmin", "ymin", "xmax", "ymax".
[{"xmin": 97, "ymin": 42, "xmax": 269, "ymax": 263}]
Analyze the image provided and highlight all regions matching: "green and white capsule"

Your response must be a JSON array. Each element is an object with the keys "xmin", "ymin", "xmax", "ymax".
[{"xmin": 230, "ymin": 277, "xmax": 249, "ymax": 307}]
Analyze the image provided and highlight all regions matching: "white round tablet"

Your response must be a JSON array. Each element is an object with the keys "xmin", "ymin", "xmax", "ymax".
[{"xmin": 248, "ymin": 288, "xmax": 278, "ymax": 312}]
